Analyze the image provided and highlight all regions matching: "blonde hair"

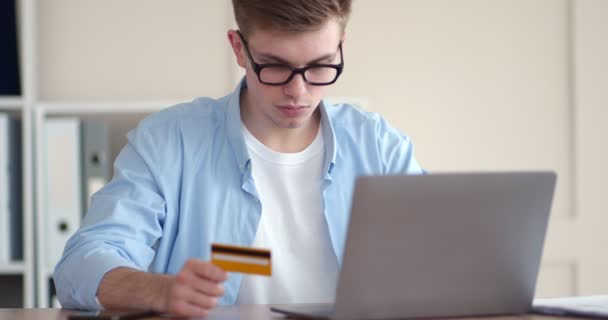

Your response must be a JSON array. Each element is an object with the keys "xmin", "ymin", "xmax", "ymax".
[{"xmin": 232, "ymin": 0, "xmax": 352, "ymax": 37}]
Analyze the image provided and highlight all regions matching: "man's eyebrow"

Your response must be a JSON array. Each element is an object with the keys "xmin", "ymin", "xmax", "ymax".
[{"xmin": 256, "ymin": 51, "xmax": 337, "ymax": 65}]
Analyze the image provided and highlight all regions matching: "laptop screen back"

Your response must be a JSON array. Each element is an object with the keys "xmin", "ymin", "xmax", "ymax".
[{"xmin": 334, "ymin": 172, "xmax": 556, "ymax": 320}]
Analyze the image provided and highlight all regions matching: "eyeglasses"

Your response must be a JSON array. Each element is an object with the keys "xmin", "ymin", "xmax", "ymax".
[{"xmin": 237, "ymin": 31, "xmax": 344, "ymax": 86}]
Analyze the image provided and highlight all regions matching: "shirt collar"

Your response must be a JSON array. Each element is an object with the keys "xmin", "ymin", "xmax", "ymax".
[
  {"xmin": 318, "ymin": 99, "xmax": 337, "ymax": 176},
  {"xmin": 224, "ymin": 78, "xmax": 337, "ymax": 175},
  {"xmin": 225, "ymin": 80, "xmax": 249, "ymax": 173}
]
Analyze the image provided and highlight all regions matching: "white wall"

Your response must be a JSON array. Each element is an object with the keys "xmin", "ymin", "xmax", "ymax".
[
  {"xmin": 35, "ymin": 0, "xmax": 607, "ymax": 297},
  {"xmin": 37, "ymin": 0, "xmax": 234, "ymax": 100}
]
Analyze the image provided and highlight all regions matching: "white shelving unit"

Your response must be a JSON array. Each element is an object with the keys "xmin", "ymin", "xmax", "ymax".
[
  {"xmin": 0, "ymin": 262, "xmax": 25, "ymax": 275},
  {"xmin": 36, "ymin": 101, "xmax": 181, "ymax": 115},
  {"xmin": 0, "ymin": 0, "xmax": 35, "ymax": 308},
  {"xmin": 0, "ymin": 97, "xmax": 22, "ymax": 109}
]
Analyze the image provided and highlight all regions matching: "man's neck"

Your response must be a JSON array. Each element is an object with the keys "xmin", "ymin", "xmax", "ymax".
[{"xmin": 240, "ymin": 90, "xmax": 321, "ymax": 153}]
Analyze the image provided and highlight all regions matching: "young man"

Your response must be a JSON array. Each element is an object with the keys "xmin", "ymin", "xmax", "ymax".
[{"xmin": 54, "ymin": 0, "xmax": 424, "ymax": 317}]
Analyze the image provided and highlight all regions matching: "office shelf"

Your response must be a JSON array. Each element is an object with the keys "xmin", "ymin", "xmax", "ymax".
[{"xmin": 0, "ymin": 263, "xmax": 25, "ymax": 275}]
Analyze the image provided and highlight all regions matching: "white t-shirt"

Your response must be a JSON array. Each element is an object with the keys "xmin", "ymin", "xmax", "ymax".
[{"xmin": 236, "ymin": 124, "xmax": 339, "ymax": 304}]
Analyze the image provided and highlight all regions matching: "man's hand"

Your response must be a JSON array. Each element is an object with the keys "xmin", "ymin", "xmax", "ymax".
[
  {"xmin": 97, "ymin": 260, "xmax": 228, "ymax": 318},
  {"xmin": 163, "ymin": 259, "xmax": 228, "ymax": 317}
]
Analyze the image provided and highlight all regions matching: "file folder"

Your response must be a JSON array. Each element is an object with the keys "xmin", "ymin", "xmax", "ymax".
[
  {"xmin": 80, "ymin": 121, "xmax": 110, "ymax": 215},
  {"xmin": 0, "ymin": 114, "xmax": 11, "ymax": 262},
  {"xmin": 44, "ymin": 118, "xmax": 82, "ymax": 270}
]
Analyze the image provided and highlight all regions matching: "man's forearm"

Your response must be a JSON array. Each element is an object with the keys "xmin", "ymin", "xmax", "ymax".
[{"xmin": 97, "ymin": 267, "xmax": 173, "ymax": 312}]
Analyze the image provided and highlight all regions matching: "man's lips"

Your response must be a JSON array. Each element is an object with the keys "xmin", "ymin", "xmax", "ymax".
[
  {"xmin": 277, "ymin": 104, "xmax": 308, "ymax": 117},
  {"xmin": 277, "ymin": 105, "xmax": 307, "ymax": 110}
]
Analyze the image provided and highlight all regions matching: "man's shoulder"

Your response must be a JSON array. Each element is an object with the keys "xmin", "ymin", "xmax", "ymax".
[
  {"xmin": 323, "ymin": 100, "xmax": 414, "ymax": 146},
  {"xmin": 323, "ymin": 100, "xmax": 385, "ymax": 129},
  {"xmin": 126, "ymin": 95, "xmax": 232, "ymax": 156}
]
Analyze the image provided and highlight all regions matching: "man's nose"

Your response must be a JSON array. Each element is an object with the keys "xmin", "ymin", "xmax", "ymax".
[{"xmin": 282, "ymin": 72, "xmax": 307, "ymax": 98}]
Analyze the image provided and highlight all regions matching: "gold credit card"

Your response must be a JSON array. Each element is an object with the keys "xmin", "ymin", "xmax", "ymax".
[{"xmin": 211, "ymin": 243, "xmax": 272, "ymax": 276}]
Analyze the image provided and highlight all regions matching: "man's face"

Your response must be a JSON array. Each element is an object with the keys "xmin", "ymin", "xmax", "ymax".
[{"xmin": 230, "ymin": 19, "xmax": 344, "ymax": 131}]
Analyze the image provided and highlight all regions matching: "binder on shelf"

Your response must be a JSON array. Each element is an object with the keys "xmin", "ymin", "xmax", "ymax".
[
  {"xmin": 0, "ymin": 114, "xmax": 10, "ymax": 263},
  {"xmin": 0, "ymin": 0, "xmax": 21, "ymax": 95},
  {"xmin": 44, "ymin": 118, "xmax": 82, "ymax": 271},
  {"xmin": 8, "ymin": 116, "xmax": 22, "ymax": 261},
  {"xmin": 80, "ymin": 121, "xmax": 110, "ymax": 215},
  {"xmin": 0, "ymin": 113, "xmax": 22, "ymax": 263}
]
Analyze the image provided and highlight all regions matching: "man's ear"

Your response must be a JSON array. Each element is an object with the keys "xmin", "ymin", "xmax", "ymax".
[{"xmin": 227, "ymin": 30, "xmax": 247, "ymax": 69}]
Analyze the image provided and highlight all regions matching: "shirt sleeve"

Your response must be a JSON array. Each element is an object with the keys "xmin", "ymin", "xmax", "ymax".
[
  {"xmin": 375, "ymin": 116, "xmax": 426, "ymax": 175},
  {"xmin": 53, "ymin": 126, "xmax": 167, "ymax": 310}
]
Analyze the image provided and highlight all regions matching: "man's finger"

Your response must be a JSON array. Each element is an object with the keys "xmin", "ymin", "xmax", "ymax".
[
  {"xmin": 172, "ymin": 283, "xmax": 218, "ymax": 310},
  {"xmin": 177, "ymin": 269, "xmax": 225, "ymax": 297},
  {"xmin": 185, "ymin": 259, "xmax": 228, "ymax": 282},
  {"xmin": 169, "ymin": 299, "xmax": 209, "ymax": 318}
]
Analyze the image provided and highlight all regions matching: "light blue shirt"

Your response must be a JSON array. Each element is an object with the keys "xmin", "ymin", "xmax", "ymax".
[{"xmin": 54, "ymin": 80, "xmax": 424, "ymax": 310}]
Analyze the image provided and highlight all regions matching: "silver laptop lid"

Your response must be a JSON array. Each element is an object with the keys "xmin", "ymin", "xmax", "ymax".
[{"xmin": 334, "ymin": 171, "xmax": 556, "ymax": 320}]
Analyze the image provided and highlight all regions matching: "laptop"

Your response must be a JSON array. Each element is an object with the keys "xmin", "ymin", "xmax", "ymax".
[{"xmin": 271, "ymin": 171, "xmax": 557, "ymax": 320}]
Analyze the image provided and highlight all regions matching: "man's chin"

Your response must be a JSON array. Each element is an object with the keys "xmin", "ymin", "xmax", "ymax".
[
  {"xmin": 274, "ymin": 119, "xmax": 303, "ymax": 129},
  {"xmin": 285, "ymin": 122, "xmax": 304, "ymax": 129}
]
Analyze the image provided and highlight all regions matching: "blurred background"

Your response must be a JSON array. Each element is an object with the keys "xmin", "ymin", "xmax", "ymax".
[{"xmin": 0, "ymin": 0, "xmax": 606, "ymax": 308}]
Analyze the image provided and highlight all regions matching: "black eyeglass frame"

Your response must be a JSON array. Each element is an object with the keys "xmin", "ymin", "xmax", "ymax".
[{"xmin": 237, "ymin": 31, "xmax": 344, "ymax": 86}]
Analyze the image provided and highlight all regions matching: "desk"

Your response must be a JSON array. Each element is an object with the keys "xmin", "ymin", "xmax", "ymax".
[{"xmin": 0, "ymin": 306, "xmax": 587, "ymax": 320}]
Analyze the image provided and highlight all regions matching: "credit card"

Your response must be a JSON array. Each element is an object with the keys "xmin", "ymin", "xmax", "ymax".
[{"xmin": 211, "ymin": 243, "xmax": 272, "ymax": 276}]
